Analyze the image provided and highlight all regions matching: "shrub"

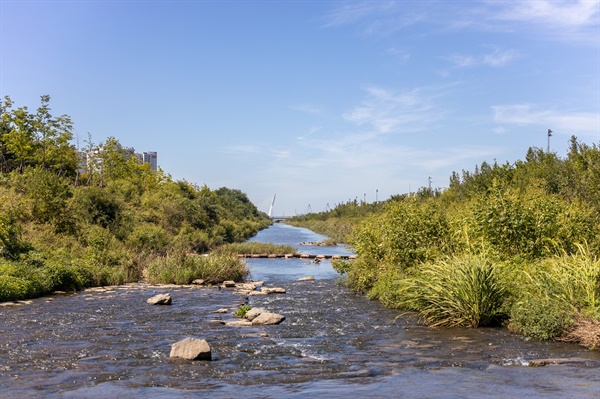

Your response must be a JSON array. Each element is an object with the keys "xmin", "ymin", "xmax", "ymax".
[
  {"xmin": 508, "ymin": 296, "xmax": 572, "ymax": 340},
  {"xmin": 127, "ymin": 224, "xmax": 169, "ymax": 254}
]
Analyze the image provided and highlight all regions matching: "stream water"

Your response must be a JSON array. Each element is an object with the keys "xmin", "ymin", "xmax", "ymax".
[{"xmin": 1, "ymin": 223, "xmax": 599, "ymax": 398}]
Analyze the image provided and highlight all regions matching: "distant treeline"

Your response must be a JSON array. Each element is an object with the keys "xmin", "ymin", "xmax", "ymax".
[
  {"xmin": 0, "ymin": 95, "xmax": 271, "ymax": 301},
  {"xmin": 290, "ymin": 138, "xmax": 600, "ymax": 349}
]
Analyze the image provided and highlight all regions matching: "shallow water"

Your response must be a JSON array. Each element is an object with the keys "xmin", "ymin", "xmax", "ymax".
[{"xmin": 1, "ymin": 224, "xmax": 599, "ymax": 398}]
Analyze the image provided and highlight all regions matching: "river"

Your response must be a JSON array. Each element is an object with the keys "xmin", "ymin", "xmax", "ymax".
[{"xmin": 1, "ymin": 223, "xmax": 599, "ymax": 398}]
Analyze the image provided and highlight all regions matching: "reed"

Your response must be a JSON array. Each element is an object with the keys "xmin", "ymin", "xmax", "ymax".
[
  {"xmin": 212, "ymin": 242, "xmax": 296, "ymax": 256},
  {"xmin": 393, "ymin": 254, "xmax": 507, "ymax": 328},
  {"xmin": 146, "ymin": 252, "xmax": 248, "ymax": 285}
]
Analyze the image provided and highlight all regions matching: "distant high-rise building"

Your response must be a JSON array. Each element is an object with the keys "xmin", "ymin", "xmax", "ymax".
[
  {"xmin": 83, "ymin": 144, "xmax": 157, "ymax": 174},
  {"xmin": 135, "ymin": 151, "xmax": 158, "ymax": 171},
  {"xmin": 76, "ymin": 151, "xmax": 87, "ymax": 175}
]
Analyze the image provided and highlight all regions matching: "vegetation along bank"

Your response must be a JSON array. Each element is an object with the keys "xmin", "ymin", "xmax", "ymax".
[
  {"xmin": 0, "ymin": 95, "xmax": 273, "ymax": 301},
  {"xmin": 290, "ymin": 140, "xmax": 600, "ymax": 350}
]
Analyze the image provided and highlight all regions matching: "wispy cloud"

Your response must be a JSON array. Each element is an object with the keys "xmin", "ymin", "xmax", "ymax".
[
  {"xmin": 342, "ymin": 84, "xmax": 454, "ymax": 134},
  {"xmin": 492, "ymin": 103, "xmax": 599, "ymax": 136},
  {"xmin": 322, "ymin": 1, "xmax": 392, "ymax": 27},
  {"xmin": 445, "ymin": 47, "xmax": 519, "ymax": 68},
  {"xmin": 324, "ymin": 0, "xmax": 599, "ymax": 44},
  {"xmin": 486, "ymin": 0, "xmax": 600, "ymax": 44},
  {"xmin": 490, "ymin": 0, "xmax": 598, "ymax": 27},
  {"xmin": 321, "ymin": 0, "xmax": 424, "ymax": 35}
]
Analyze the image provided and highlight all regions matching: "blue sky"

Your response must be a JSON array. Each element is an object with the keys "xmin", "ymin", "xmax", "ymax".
[{"xmin": 1, "ymin": 0, "xmax": 599, "ymax": 215}]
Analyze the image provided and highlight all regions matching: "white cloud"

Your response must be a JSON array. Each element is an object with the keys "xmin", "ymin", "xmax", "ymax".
[
  {"xmin": 446, "ymin": 48, "xmax": 518, "ymax": 68},
  {"xmin": 492, "ymin": 103, "xmax": 599, "ymax": 136},
  {"xmin": 342, "ymin": 85, "xmax": 452, "ymax": 134},
  {"xmin": 491, "ymin": 0, "xmax": 598, "ymax": 28},
  {"xmin": 487, "ymin": 0, "xmax": 600, "ymax": 44},
  {"xmin": 324, "ymin": 0, "xmax": 599, "ymax": 44}
]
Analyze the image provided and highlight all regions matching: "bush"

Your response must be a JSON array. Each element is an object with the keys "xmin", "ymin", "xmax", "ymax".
[
  {"xmin": 508, "ymin": 296, "xmax": 572, "ymax": 340},
  {"xmin": 507, "ymin": 246, "xmax": 600, "ymax": 339},
  {"xmin": 127, "ymin": 224, "xmax": 169, "ymax": 254}
]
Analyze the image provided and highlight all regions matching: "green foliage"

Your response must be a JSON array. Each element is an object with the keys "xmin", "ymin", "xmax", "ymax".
[
  {"xmin": 0, "ymin": 209, "xmax": 28, "ymax": 259},
  {"xmin": 0, "ymin": 97, "xmax": 271, "ymax": 302},
  {"xmin": 390, "ymin": 254, "xmax": 507, "ymax": 328},
  {"xmin": 234, "ymin": 304, "xmax": 252, "ymax": 318},
  {"xmin": 305, "ymin": 139, "xmax": 600, "ymax": 344},
  {"xmin": 508, "ymin": 297, "xmax": 572, "ymax": 340},
  {"xmin": 1, "ymin": 95, "xmax": 76, "ymax": 175},
  {"xmin": 352, "ymin": 198, "xmax": 452, "ymax": 269},
  {"xmin": 146, "ymin": 252, "xmax": 248, "ymax": 285},
  {"xmin": 214, "ymin": 242, "xmax": 296, "ymax": 256},
  {"xmin": 507, "ymin": 245, "xmax": 600, "ymax": 340},
  {"xmin": 471, "ymin": 182, "xmax": 595, "ymax": 259},
  {"xmin": 11, "ymin": 167, "xmax": 73, "ymax": 231}
]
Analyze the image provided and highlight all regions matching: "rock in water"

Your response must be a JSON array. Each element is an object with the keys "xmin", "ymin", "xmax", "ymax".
[
  {"xmin": 261, "ymin": 287, "xmax": 286, "ymax": 294},
  {"xmin": 147, "ymin": 293, "xmax": 172, "ymax": 305},
  {"xmin": 252, "ymin": 312, "xmax": 286, "ymax": 325},
  {"xmin": 244, "ymin": 307, "xmax": 268, "ymax": 321},
  {"xmin": 170, "ymin": 337, "xmax": 212, "ymax": 360}
]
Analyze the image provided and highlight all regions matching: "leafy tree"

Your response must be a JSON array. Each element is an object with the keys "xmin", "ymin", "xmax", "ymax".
[{"xmin": 0, "ymin": 95, "xmax": 76, "ymax": 175}]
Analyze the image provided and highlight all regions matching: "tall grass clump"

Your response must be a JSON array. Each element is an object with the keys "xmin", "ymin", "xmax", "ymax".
[
  {"xmin": 146, "ymin": 251, "xmax": 248, "ymax": 285},
  {"xmin": 213, "ymin": 242, "xmax": 296, "ymax": 256},
  {"xmin": 393, "ymin": 254, "xmax": 507, "ymax": 328}
]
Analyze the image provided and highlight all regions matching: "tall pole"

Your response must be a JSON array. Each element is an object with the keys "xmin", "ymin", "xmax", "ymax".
[
  {"xmin": 376, "ymin": 189, "xmax": 378, "ymax": 203},
  {"xmin": 547, "ymin": 129, "xmax": 553, "ymax": 153}
]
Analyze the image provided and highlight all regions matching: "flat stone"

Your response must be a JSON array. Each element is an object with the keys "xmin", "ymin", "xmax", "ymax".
[
  {"xmin": 225, "ymin": 320, "xmax": 253, "ymax": 327},
  {"xmin": 298, "ymin": 276, "xmax": 315, "ymax": 281},
  {"xmin": 192, "ymin": 279, "xmax": 205, "ymax": 285},
  {"xmin": 147, "ymin": 293, "xmax": 172, "ymax": 305},
  {"xmin": 249, "ymin": 291, "xmax": 267, "ymax": 296},
  {"xmin": 252, "ymin": 312, "xmax": 285, "ymax": 325},
  {"xmin": 170, "ymin": 337, "xmax": 211, "ymax": 360},
  {"xmin": 222, "ymin": 281, "xmax": 236, "ymax": 288}
]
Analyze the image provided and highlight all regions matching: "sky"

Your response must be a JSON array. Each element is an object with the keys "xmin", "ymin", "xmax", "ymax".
[{"xmin": 1, "ymin": 0, "xmax": 599, "ymax": 216}]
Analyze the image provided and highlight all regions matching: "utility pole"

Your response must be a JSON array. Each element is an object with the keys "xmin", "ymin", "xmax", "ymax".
[
  {"xmin": 547, "ymin": 129, "xmax": 553, "ymax": 153},
  {"xmin": 376, "ymin": 189, "xmax": 378, "ymax": 203}
]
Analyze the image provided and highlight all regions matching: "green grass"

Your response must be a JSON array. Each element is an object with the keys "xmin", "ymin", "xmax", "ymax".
[
  {"xmin": 391, "ymin": 254, "xmax": 507, "ymax": 328},
  {"xmin": 233, "ymin": 304, "xmax": 251, "ymax": 318},
  {"xmin": 145, "ymin": 252, "xmax": 248, "ymax": 285},
  {"xmin": 212, "ymin": 242, "xmax": 296, "ymax": 256}
]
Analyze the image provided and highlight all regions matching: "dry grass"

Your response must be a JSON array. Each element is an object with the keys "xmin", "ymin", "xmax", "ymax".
[{"xmin": 558, "ymin": 316, "xmax": 600, "ymax": 350}]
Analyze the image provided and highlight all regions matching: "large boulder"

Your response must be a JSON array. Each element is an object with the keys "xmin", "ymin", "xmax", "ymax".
[
  {"xmin": 147, "ymin": 293, "xmax": 172, "ymax": 305},
  {"xmin": 170, "ymin": 337, "xmax": 212, "ymax": 360}
]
